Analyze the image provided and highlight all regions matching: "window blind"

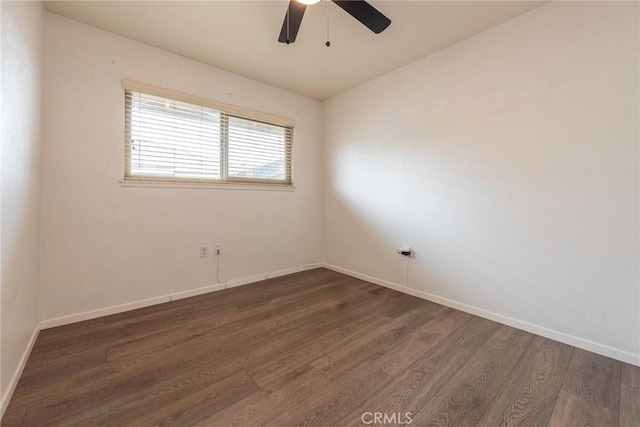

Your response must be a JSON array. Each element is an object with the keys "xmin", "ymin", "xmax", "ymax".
[
  {"xmin": 228, "ymin": 116, "xmax": 292, "ymax": 182},
  {"xmin": 124, "ymin": 87, "xmax": 293, "ymax": 186}
]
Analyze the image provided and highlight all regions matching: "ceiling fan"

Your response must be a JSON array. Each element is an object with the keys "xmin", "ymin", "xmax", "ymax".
[{"xmin": 278, "ymin": 0, "xmax": 391, "ymax": 44}]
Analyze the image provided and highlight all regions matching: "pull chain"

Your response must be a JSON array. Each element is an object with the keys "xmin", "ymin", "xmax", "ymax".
[{"xmin": 325, "ymin": 0, "xmax": 331, "ymax": 47}]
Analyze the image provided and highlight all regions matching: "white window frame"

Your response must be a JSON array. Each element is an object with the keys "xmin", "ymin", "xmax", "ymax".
[{"xmin": 121, "ymin": 80, "xmax": 295, "ymax": 190}]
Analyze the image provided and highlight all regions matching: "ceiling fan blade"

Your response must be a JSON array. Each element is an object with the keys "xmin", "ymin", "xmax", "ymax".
[
  {"xmin": 278, "ymin": 1, "xmax": 307, "ymax": 43},
  {"xmin": 332, "ymin": 0, "xmax": 391, "ymax": 34}
]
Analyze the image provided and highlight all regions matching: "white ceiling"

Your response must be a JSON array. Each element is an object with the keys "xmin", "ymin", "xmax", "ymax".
[{"xmin": 45, "ymin": 1, "xmax": 546, "ymax": 100}]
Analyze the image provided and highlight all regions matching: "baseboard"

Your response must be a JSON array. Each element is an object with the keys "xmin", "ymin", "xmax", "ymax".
[
  {"xmin": 1, "ymin": 323, "xmax": 40, "ymax": 419},
  {"xmin": 41, "ymin": 263, "xmax": 321, "ymax": 329},
  {"xmin": 40, "ymin": 294, "xmax": 174, "ymax": 329},
  {"xmin": 322, "ymin": 263, "xmax": 640, "ymax": 367}
]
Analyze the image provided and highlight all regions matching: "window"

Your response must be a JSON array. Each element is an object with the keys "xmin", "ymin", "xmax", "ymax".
[{"xmin": 123, "ymin": 81, "xmax": 293, "ymax": 187}]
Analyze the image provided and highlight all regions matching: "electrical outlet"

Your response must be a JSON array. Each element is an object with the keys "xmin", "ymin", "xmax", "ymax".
[
  {"xmin": 215, "ymin": 245, "xmax": 221, "ymax": 256},
  {"xmin": 200, "ymin": 246, "xmax": 209, "ymax": 258},
  {"xmin": 398, "ymin": 247, "xmax": 412, "ymax": 257}
]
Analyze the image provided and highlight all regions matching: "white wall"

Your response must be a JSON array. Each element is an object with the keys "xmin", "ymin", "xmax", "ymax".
[
  {"xmin": 323, "ymin": 1, "xmax": 639, "ymax": 363},
  {"xmin": 1, "ymin": 0, "xmax": 43, "ymax": 413},
  {"xmin": 40, "ymin": 13, "xmax": 323, "ymax": 322}
]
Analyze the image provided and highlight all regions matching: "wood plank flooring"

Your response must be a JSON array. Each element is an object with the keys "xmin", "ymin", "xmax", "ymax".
[{"xmin": 3, "ymin": 268, "xmax": 638, "ymax": 426}]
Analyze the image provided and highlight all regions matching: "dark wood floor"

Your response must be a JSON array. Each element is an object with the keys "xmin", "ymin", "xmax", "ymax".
[{"xmin": 3, "ymin": 268, "xmax": 639, "ymax": 426}]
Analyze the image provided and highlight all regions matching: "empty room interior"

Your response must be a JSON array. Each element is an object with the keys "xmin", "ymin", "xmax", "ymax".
[{"xmin": 1, "ymin": 0, "xmax": 639, "ymax": 425}]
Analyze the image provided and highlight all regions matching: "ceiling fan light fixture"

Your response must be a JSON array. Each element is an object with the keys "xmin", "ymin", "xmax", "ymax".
[{"xmin": 279, "ymin": 0, "xmax": 391, "ymax": 44}]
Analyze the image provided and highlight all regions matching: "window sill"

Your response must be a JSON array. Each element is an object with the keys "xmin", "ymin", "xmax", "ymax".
[{"xmin": 119, "ymin": 180, "xmax": 295, "ymax": 191}]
